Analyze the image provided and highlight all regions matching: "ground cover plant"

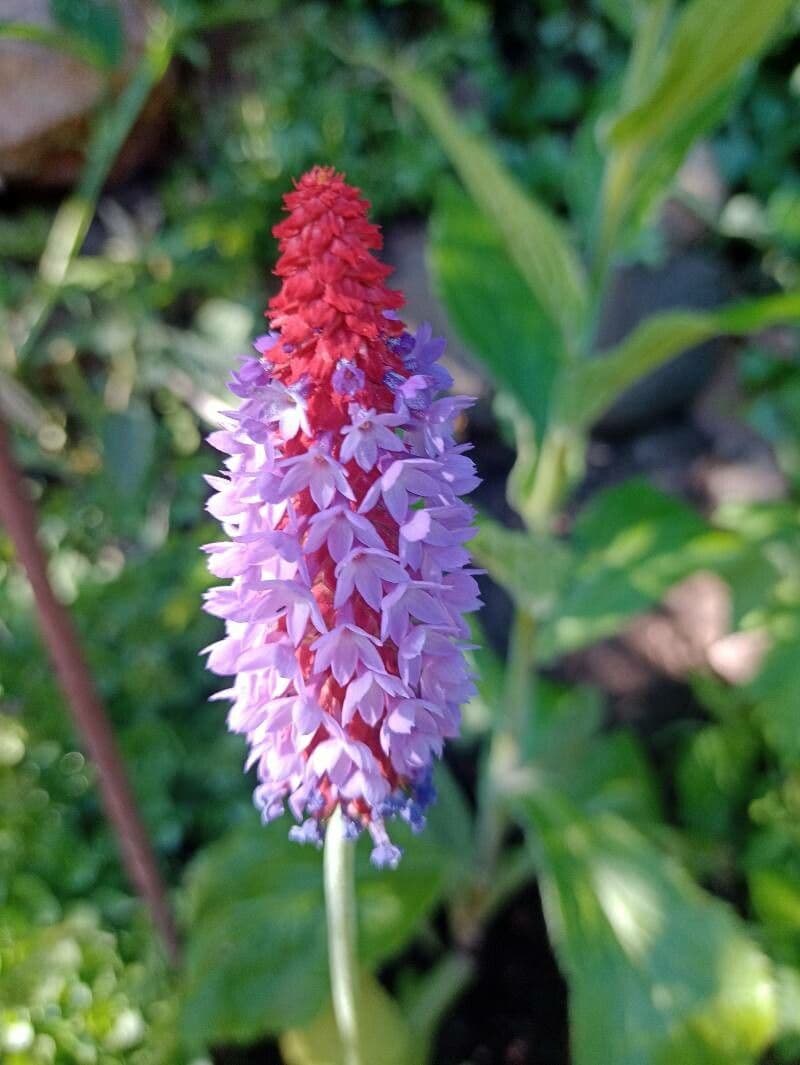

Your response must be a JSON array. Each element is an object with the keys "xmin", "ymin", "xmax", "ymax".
[{"xmin": 1, "ymin": 1, "xmax": 800, "ymax": 1063}]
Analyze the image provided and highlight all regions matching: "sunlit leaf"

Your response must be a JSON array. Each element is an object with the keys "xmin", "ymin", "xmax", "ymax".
[
  {"xmin": 520, "ymin": 796, "xmax": 778, "ymax": 1065},
  {"xmin": 429, "ymin": 184, "xmax": 563, "ymax": 431},
  {"xmin": 609, "ymin": 0, "xmax": 791, "ymax": 149},
  {"xmin": 537, "ymin": 479, "xmax": 746, "ymax": 660},
  {"xmin": 599, "ymin": 0, "xmax": 793, "ymax": 245}
]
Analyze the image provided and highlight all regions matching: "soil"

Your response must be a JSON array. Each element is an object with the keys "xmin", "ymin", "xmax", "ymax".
[{"xmin": 433, "ymin": 884, "xmax": 570, "ymax": 1065}]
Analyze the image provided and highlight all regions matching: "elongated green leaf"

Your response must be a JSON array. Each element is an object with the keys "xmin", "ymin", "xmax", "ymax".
[
  {"xmin": 559, "ymin": 291, "xmax": 800, "ymax": 428},
  {"xmin": 521, "ymin": 796, "xmax": 778, "ymax": 1065},
  {"xmin": 374, "ymin": 57, "xmax": 588, "ymax": 348},
  {"xmin": 0, "ymin": 19, "xmax": 108, "ymax": 67},
  {"xmin": 609, "ymin": 0, "xmax": 791, "ymax": 149},
  {"xmin": 598, "ymin": 0, "xmax": 792, "ymax": 252},
  {"xmin": 429, "ymin": 184, "xmax": 563, "ymax": 431}
]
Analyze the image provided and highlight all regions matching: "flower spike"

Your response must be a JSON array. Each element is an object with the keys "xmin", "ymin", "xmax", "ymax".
[{"xmin": 203, "ymin": 167, "xmax": 480, "ymax": 866}]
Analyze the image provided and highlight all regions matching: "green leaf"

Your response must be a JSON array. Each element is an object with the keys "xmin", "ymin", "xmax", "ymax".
[
  {"xmin": 180, "ymin": 824, "xmax": 329, "ymax": 1043},
  {"xmin": 609, "ymin": 0, "xmax": 790, "ymax": 150},
  {"xmin": 0, "ymin": 19, "xmax": 107, "ymax": 67},
  {"xmin": 746, "ymin": 826, "xmax": 800, "ymax": 968},
  {"xmin": 483, "ymin": 476, "xmax": 741, "ymax": 661},
  {"xmin": 559, "ymin": 291, "xmax": 800, "ymax": 429},
  {"xmin": 471, "ymin": 515, "xmax": 573, "ymax": 620},
  {"xmin": 180, "ymin": 767, "xmax": 471, "ymax": 1044},
  {"xmin": 49, "ymin": 0, "xmax": 124, "ymax": 70},
  {"xmin": 676, "ymin": 722, "xmax": 759, "ymax": 842},
  {"xmin": 747, "ymin": 634, "xmax": 800, "ymax": 767},
  {"xmin": 537, "ymin": 479, "xmax": 745, "ymax": 660},
  {"xmin": 524, "ymin": 682, "xmax": 661, "ymax": 826},
  {"xmin": 429, "ymin": 184, "xmax": 562, "ymax": 431},
  {"xmin": 599, "ymin": 0, "xmax": 793, "ymax": 246},
  {"xmin": 374, "ymin": 57, "xmax": 588, "ymax": 349},
  {"xmin": 358, "ymin": 765, "xmax": 473, "ymax": 967},
  {"xmin": 280, "ymin": 972, "xmax": 421, "ymax": 1065},
  {"xmin": 775, "ymin": 965, "xmax": 800, "ymax": 1049},
  {"xmin": 101, "ymin": 401, "xmax": 155, "ymax": 498},
  {"xmin": 522, "ymin": 798, "xmax": 778, "ymax": 1065}
]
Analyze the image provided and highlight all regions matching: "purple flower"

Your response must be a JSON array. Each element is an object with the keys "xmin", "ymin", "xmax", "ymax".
[
  {"xmin": 279, "ymin": 447, "xmax": 355, "ymax": 509},
  {"xmin": 332, "ymin": 359, "xmax": 366, "ymax": 396},
  {"xmin": 340, "ymin": 406, "xmax": 406, "ymax": 472},
  {"xmin": 304, "ymin": 506, "xmax": 386, "ymax": 562},
  {"xmin": 203, "ymin": 298, "xmax": 479, "ymax": 867},
  {"xmin": 333, "ymin": 547, "xmax": 407, "ymax": 610}
]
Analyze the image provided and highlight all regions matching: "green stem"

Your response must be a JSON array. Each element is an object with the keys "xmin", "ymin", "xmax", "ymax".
[
  {"xmin": 404, "ymin": 952, "xmax": 475, "ymax": 1052},
  {"xmin": 474, "ymin": 411, "xmax": 568, "ymax": 892},
  {"xmin": 475, "ymin": 609, "xmax": 536, "ymax": 883},
  {"xmin": 324, "ymin": 807, "xmax": 362, "ymax": 1065},
  {"xmin": 522, "ymin": 426, "xmax": 571, "ymax": 533}
]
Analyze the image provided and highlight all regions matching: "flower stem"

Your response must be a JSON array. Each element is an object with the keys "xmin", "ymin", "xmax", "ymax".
[
  {"xmin": 475, "ymin": 608, "xmax": 536, "ymax": 882},
  {"xmin": 324, "ymin": 806, "xmax": 362, "ymax": 1065}
]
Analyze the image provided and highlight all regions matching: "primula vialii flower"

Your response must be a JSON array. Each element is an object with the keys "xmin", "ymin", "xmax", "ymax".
[{"xmin": 203, "ymin": 167, "xmax": 480, "ymax": 867}]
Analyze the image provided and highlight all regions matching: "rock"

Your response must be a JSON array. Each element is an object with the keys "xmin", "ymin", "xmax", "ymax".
[
  {"xmin": 691, "ymin": 353, "xmax": 788, "ymax": 507},
  {"xmin": 594, "ymin": 249, "xmax": 733, "ymax": 434},
  {"xmin": 0, "ymin": 0, "xmax": 169, "ymax": 187},
  {"xmin": 661, "ymin": 142, "xmax": 728, "ymax": 248}
]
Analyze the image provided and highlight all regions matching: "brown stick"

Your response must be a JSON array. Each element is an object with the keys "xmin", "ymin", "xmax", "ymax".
[{"xmin": 0, "ymin": 417, "xmax": 179, "ymax": 963}]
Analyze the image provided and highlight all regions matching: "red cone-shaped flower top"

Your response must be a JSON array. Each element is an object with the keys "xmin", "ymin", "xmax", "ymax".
[{"xmin": 266, "ymin": 166, "xmax": 406, "ymax": 429}]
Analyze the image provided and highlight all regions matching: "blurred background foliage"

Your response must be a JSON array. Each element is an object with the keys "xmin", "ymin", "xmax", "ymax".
[{"xmin": 1, "ymin": 0, "xmax": 800, "ymax": 1062}]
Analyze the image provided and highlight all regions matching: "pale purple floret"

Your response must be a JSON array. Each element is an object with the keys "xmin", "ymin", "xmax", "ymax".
[
  {"xmin": 304, "ymin": 506, "xmax": 385, "ymax": 562},
  {"xmin": 342, "ymin": 670, "xmax": 408, "ymax": 726},
  {"xmin": 405, "ymin": 322, "xmax": 453, "ymax": 392},
  {"xmin": 202, "ymin": 323, "xmax": 480, "ymax": 868},
  {"xmin": 334, "ymin": 547, "xmax": 407, "ymax": 610},
  {"xmin": 332, "ymin": 358, "xmax": 366, "ymax": 396},
  {"xmin": 279, "ymin": 446, "xmax": 355, "ymax": 509},
  {"xmin": 340, "ymin": 406, "xmax": 406, "ymax": 472},
  {"xmin": 311, "ymin": 623, "xmax": 385, "ymax": 685},
  {"xmin": 359, "ymin": 458, "xmax": 450, "ymax": 523}
]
